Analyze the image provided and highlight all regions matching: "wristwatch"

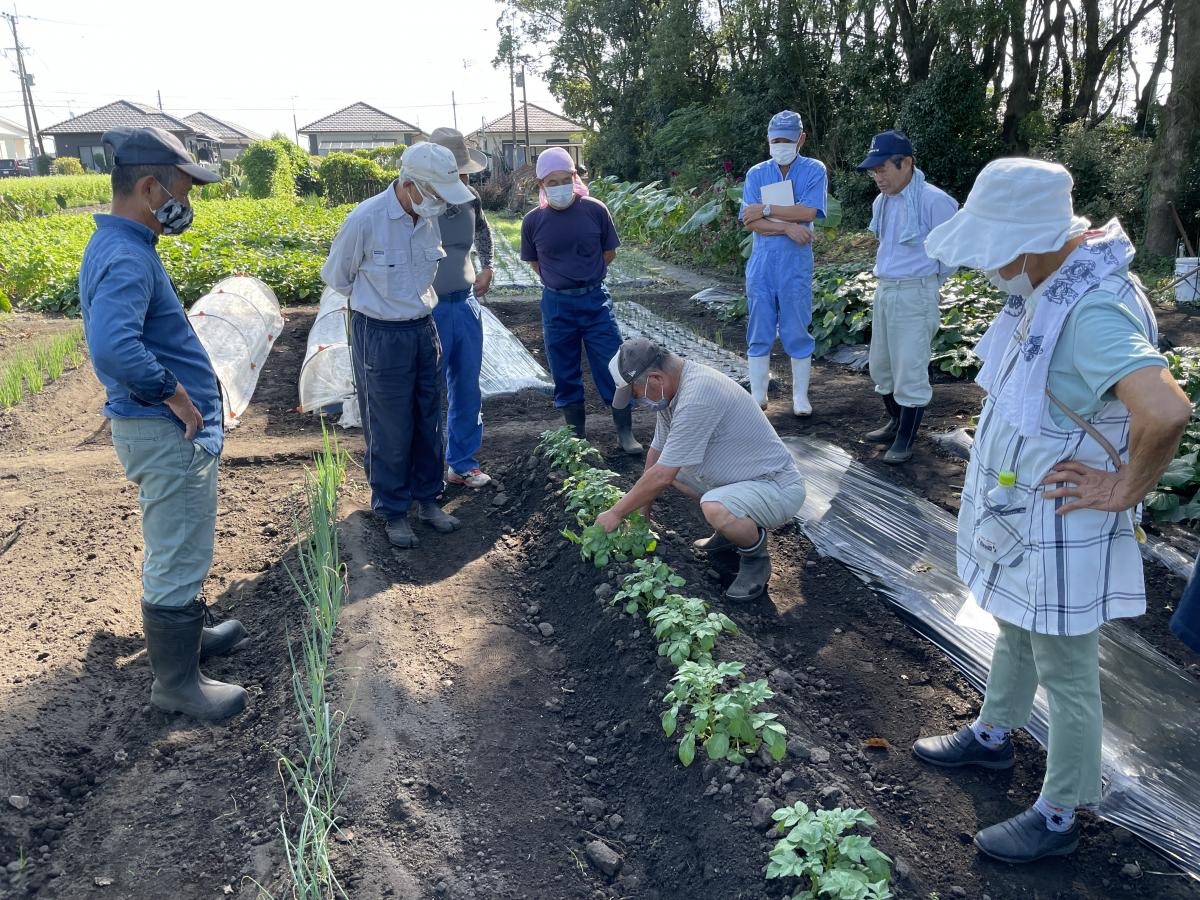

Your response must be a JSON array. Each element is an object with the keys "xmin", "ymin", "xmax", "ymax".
[{"xmin": 762, "ymin": 204, "xmax": 773, "ymax": 218}]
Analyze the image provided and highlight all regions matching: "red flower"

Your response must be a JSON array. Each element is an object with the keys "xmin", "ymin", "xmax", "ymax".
[{"xmin": 722, "ymin": 160, "xmax": 733, "ymax": 173}]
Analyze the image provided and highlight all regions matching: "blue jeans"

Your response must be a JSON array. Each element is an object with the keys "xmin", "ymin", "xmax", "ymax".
[
  {"xmin": 1171, "ymin": 551, "xmax": 1200, "ymax": 653},
  {"xmin": 540, "ymin": 284, "xmax": 622, "ymax": 407},
  {"xmin": 111, "ymin": 417, "xmax": 218, "ymax": 608},
  {"xmin": 433, "ymin": 289, "xmax": 484, "ymax": 473},
  {"xmin": 351, "ymin": 313, "xmax": 445, "ymax": 522},
  {"xmin": 745, "ymin": 242, "xmax": 815, "ymax": 359}
]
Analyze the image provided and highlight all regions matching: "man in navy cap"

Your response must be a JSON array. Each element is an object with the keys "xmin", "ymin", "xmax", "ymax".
[
  {"xmin": 739, "ymin": 110, "xmax": 828, "ymax": 417},
  {"xmin": 856, "ymin": 130, "xmax": 958, "ymax": 463},
  {"xmin": 78, "ymin": 126, "xmax": 247, "ymax": 722}
]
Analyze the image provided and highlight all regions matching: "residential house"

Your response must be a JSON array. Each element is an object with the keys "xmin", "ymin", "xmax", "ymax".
[
  {"xmin": 41, "ymin": 100, "xmax": 220, "ymax": 172},
  {"xmin": 0, "ymin": 113, "xmax": 36, "ymax": 160},
  {"xmin": 299, "ymin": 102, "xmax": 424, "ymax": 156},
  {"xmin": 469, "ymin": 102, "xmax": 587, "ymax": 171},
  {"xmin": 182, "ymin": 112, "xmax": 264, "ymax": 161}
]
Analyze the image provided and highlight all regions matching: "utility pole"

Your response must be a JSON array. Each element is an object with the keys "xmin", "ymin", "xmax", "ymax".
[
  {"xmin": 508, "ymin": 25, "xmax": 517, "ymax": 170},
  {"xmin": 157, "ymin": 89, "xmax": 163, "ymax": 111},
  {"xmin": 290, "ymin": 96, "xmax": 300, "ymax": 146},
  {"xmin": 520, "ymin": 65, "xmax": 530, "ymax": 160},
  {"xmin": 451, "ymin": 91, "xmax": 458, "ymax": 130},
  {"xmin": 3, "ymin": 11, "xmax": 40, "ymax": 162}
]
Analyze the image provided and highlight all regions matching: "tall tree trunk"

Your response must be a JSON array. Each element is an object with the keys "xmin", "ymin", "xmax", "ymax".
[
  {"xmin": 1065, "ymin": 0, "xmax": 1163, "ymax": 125},
  {"xmin": 1145, "ymin": 0, "xmax": 1200, "ymax": 255},
  {"xmin": 1136, "ymin": 0, "xmax": 1174, "ymax": 135}
]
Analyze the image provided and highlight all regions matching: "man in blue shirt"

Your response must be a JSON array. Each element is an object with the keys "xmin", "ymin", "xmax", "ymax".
[
  {"xmin": 79, "ymin": 126, "xmax": 247, "ymax": 721},
  {"xmin": 520, "ymin": 146, "xmax": 642, "ymax": 454},
  {"xmin": 740, "ymin": 110, "xmax": 827, "ymax": 416},
  {"xmin": 857, "ymin": 131, "xmax": 959, "ymax": 464}
]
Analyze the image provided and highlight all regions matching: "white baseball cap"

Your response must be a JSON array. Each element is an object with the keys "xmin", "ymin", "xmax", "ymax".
[
  {"xmin": 399, "ymin": 142, "xmax": 475, "ymax": 206},
  {"xmin": 924, "ymin": 157, "xmax": 1091, "ymax": 272}
]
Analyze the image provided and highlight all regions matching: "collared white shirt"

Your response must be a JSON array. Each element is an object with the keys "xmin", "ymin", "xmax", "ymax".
[
  {"xmin": 321, "ymin": 182, "xmax": 446, "ymax": 321},
  {"xmin": 872, "ymin": 183, "xmax": 958, "ymax": 280}
]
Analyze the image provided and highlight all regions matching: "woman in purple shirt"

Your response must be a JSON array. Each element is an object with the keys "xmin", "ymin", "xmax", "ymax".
[{"xmin": 520, "ymin": 147, "xmax": 641, "ymax": 453}]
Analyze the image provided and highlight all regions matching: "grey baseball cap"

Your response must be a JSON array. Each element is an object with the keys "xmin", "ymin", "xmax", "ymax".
[
  {"xmin": 102, "ymin": 126, "xmax": 221, "ymax": 184},
  {"xmin": 609, "ymin": 338, "xmax": 666, "ymax": 410}
]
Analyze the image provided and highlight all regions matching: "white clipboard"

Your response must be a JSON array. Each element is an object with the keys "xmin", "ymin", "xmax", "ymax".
[{"xmin": 760, "ymin": 180, "xmax": 794, "ymax": 223}]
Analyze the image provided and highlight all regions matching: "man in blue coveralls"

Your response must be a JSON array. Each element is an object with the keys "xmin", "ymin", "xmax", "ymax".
[
  {"xmin": 740, "ymin": 110, "xmax": 827, "ymax": 416},
  {"xmin": 79, "ymin": 126, "xmax": 248, "ymax": 722}
]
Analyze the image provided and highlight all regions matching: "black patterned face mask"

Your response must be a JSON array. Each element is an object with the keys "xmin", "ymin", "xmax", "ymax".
[{"xmin": 149, "ymin": 179, "xmax": 194, "ymax": 235}]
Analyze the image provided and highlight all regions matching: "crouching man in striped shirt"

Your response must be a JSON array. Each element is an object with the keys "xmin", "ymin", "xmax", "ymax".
[{"xmin": 594, "ymin": 338, "xmax": 806, "ymax": 601}]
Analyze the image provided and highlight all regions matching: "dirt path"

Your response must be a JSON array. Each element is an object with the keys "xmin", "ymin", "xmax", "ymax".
[{"xmin": 0, "ymin": 294, "xmax": 1197, "ymax": 900}]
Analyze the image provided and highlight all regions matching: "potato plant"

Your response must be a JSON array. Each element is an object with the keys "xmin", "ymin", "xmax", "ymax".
[
  {"xmin": 661, "ymin": 660, "xmax": 787, "ymax": 766},
  {"xmin": 767, "ymin": 802, "xmax": 892, "ymax": 900},
  {"xmin": 646, "ymin": 594, "xmax": 737, "ymax": 665},
  {"xmin": 613, "ymin": 557, "xmax": 686, "ymax": 614},
  {"xmin": 562, "ymin": 467, "xmax": 624, "ymax": 525},
  {"xmin": 537, "ymin": 426, "xmax": 602, "ymax": 474},
  {"xmin": 562, "ymin": 513, "xmax": 657, "ymax": 568}
]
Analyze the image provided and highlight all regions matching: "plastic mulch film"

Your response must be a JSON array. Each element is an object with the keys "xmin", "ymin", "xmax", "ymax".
[
  {"xmin": 298, "ymin": 287, "xmax": 355, "ymax": 417},
  {"xmin": 479, "ymin": 305, "xmax": 554, "ymax": 398},
  {"xmin": 298, "ymin": 288, "xmax": 553, "ymax": 423},
  {"xmin": 827, "ymin": 343, "xmax": 870, "ymax": 371},
  {"xmin": 782, "ymin": 435, "xmax": 1200, "ymax": 880},
  {"xmin": 187, "ymin": 276, "xmax": 284, "ymax": 428},
  {"xmin": 615, "ymin": 300, "xmax": 749, "ymax": 385},
  {"xmin": 689, "ymin": 287, "xmax": 742, "ymax": 313}
]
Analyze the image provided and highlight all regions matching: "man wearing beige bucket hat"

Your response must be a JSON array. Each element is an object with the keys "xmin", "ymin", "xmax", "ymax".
[
  {"xmin": 429, "ymin": 127, "xmax": 496, "ymax": 490},
  {"xmin": 911, "ymin": 157, "xmax": 1192, "ymax": 863}
]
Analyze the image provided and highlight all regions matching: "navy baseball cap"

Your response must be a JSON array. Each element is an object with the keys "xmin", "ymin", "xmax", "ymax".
[
  {"xmin": 856, "ymin": 130, "xmax": 914, "ymax": 171},
  {"xmin": 102, "ymin": 126, "xmax": 222, "ymax": 184}
]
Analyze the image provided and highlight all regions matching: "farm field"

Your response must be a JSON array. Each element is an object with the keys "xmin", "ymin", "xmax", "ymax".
[{"xmin": 0, "ymin": 276, "xmax": 1197, "ymax": 899}]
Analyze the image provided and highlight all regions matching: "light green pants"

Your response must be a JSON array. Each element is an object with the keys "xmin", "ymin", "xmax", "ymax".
[
  {"xmin": 111, "ymin": 417, "xmax": 219, "ymax": 608},
  {"xmin": 869, "ymin": 275, "xmax": 940, "ymax": 408},
  {"xmin": 979, "ymin": 619, "xmax": 1102, "ymax": 807}
]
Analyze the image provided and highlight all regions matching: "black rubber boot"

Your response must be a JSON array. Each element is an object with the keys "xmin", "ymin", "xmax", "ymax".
[
  {"xmin": 692, "ymin": 531, "xmax": 735, "ymax": 553},
  {"xmin": 142, "ymin": 601, "xmax": 247, "ymax": 721},
  {"xmin": 611, "ymin": 407, "xmax": 643, "ymax": 455},
  {"xmin": 884, "ymin": 405, "xmax": 925, "ymax": 464},
  {"xmin": 418, "ymin": 501, "xmax": 460, "ymax": 533},
  {"xmin": 562, "ymin": 403, "xmax": 586, "ymax": 439},
  {"xmin": 865, "ymin": 394, "xmax": 901, "ymax": 443},
  {"xmin": 386, "ymin": 517, "xmax": 419, "ymax": 548},
  {"xmin": 198, "ymin": 601, "xmax": 249, "ymax": 660},
  {"xmin": 726, "ymin": 528, "xmax": 771, "ymax": 601}
]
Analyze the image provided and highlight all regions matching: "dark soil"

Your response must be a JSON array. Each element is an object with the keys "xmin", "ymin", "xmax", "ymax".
[{"xmin": 0, "ymin": 293, "xmax": 1196, "ymax": 900}]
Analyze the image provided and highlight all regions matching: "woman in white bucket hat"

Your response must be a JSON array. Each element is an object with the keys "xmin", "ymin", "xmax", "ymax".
[{"xmin": 911, "ymin": 157, "xmax": 1192, "ymax": 863}]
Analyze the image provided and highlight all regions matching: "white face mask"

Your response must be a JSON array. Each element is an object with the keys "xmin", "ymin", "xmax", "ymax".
[
  {"xmin": 409, "ymin": 182, "xmax": 446, "ymax": 219},
  {"xmin": 769, "ymin": 143, "xmax": 798, "ymax": 166},
  {"xmin": 986, "ymin": 255, "xmax": 1035, "ymax": 298},
  {"xmin": 546, "ymin": 183, "xmax": 576, "ymax": 209}
]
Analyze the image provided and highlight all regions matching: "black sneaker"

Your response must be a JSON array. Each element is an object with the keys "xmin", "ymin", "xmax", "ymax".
[
  {"xmin": 912, "ymin": 724, "xmax": 1015, "ymax": 770},
  {"xmin": 975, "ymin": 807, "xmax": 1080, "ymax": 863}
]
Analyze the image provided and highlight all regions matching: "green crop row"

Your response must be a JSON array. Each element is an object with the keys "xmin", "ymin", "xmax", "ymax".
[
  {"xmin": 536, "ymin": 426, "xmax": 894, "ymax": 899},
  {"xmin": 0, "ymin": 199, "xmax": 352, "ymax": 314},
  {"xmin": 0, "ymin": 174, "xmax": 112, "ymax": 221},
  {"xmin": 0, "ymin": 325, "xmax": 86, "ymax": 408}
]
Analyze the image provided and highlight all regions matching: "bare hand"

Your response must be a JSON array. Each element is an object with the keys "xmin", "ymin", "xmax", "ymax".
[
  {"xmin": 1040, "ymin": 460, "xmax": 1135, "ymax": 514},
  {"xmin": 742, "ymin": 204, "xmax": 765, "ymax": 224},
  {"xmin": 596, "ymin": 508, "xmax": 622, "ymax": 533},
  {"xmin": 785, "ymin": 224, "xmax": 813, "ymax": 246},
  {"xmin": 165, "ymin": 384, "xmax": 204, "ymax": 441},
  {"xmin": 473, "ymin": 267, "xmax": 494, "ymax": 298}
]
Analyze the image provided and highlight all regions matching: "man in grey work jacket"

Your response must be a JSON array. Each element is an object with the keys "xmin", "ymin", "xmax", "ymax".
[
  {"xmin": 429, "ymin": 127, "xmax": 495, "ymax": 489},
  {"xmin": 322, "ymin": 142, "xmax": 475, "ymax": 549},
  {"xmin": 79, "ymin": 126, "xmax": 248, "ymax": 722}
]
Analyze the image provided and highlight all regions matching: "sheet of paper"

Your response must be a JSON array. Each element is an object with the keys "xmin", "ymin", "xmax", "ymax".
[{"xmin": 760, "ymin": 179, "xmax": 795, "ymax": 207}]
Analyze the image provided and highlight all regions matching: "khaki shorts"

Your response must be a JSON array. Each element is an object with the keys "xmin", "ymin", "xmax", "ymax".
[{"xmin": 699, "ymin": 476, "xmax": 806, "ymax": 530}]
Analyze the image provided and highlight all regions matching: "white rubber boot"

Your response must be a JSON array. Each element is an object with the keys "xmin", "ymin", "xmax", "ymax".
[
  {"xmin": 791, "ymin": 357, "xmax": 813, "ymax": 416},
  {"xmin": 748, "ymin": 355, "xmax": 770, "ymax": 409}
]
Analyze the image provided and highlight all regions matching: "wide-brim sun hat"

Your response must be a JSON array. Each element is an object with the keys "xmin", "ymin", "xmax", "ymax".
[
  {"xmin": 399, "ymin": 141, "xmax": 475, "ymax": 205},
  {"xmin": 429, "ymin": 127, "xmax": 487, "ymax": 175},
  {"xmin": 924, "ymin": 157, "xmax": 1091, "ymax": 271}
]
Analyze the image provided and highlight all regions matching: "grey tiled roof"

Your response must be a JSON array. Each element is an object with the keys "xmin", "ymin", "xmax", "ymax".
[
  {"xmin": 475, "ymin": 102, "xmax": 585, "ymax": 135},
  {"xmin": 42, "ymin": 100, "xmax": 192, "ymax": 136},
  {"xmin": 183, "ymin": 112, "xmax": 263, "ymax": 143},
  {"xmin": 299, "ymin": 102, "xmax": 420, "ymax": 135}
]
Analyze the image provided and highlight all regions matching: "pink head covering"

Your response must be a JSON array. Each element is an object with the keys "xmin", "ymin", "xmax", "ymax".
[{"xmin": 535, "ymin": 146, "xmax": 589, "ymax": 208}]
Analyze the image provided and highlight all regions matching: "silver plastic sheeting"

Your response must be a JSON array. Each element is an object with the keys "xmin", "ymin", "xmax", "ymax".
[
  {"xmin": 782, "ymin": 435, "xmax": 1200, "ymax": 881},
  {"xmin": 298, "ymin": 289, "xmax": 553, "ymax": 426},
  {"xmin": 826, "ymin": 343, "xmax": 870, "ymax": 371},
  {"xmin": 615, "ymin": 300, "xmax": 749, "ymax": 385},
  {"xmin": 188, "ymin": 276, "xmax": 284, "ymax": 428},
  {"xmin": 479, "ymin": 305, "xmax": 554, "ymax": 398}
]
